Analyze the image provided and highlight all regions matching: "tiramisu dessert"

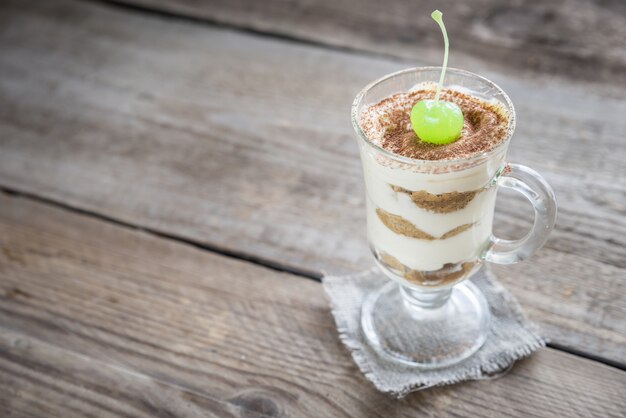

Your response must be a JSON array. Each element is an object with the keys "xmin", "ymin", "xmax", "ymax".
[
  {"xmin": 354, "ymin": 9, "xmax": 556, "ymax": 369},
  {"xmin": 358, "ymin": 87, "xmax": 510, "ymax": 288}
]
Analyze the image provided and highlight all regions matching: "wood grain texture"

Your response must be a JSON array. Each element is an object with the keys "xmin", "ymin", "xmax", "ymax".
[
  {"xmin": 1, "ymin": 192, "xmax": 625, "ymax": 417},
  {"xmin": 0, "ymin": 0, "xmax": 624, "ymax": 363},
  {"xmin": 0, "ymin": 329, "xmax": 255, "ymax": 418},
  {"xmin": 112, "ymin": 0, "xmax": 626, "ymax": 85}
]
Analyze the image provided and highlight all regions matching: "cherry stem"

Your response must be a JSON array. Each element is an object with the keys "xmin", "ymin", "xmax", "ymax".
[{"xmin": 431, "ymin": 10, "xmax": 448, "ymax": 103}]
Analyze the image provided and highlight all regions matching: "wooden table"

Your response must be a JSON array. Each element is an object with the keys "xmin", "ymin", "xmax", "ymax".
[{"xmin": 1, "ymin": 0, "xmax": 625, "ymax": 416}]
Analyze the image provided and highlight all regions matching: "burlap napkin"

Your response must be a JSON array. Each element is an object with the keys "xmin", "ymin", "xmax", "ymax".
[{"xmin": 323, "ymin": 267, "xmax": 546, "ymax": 398}]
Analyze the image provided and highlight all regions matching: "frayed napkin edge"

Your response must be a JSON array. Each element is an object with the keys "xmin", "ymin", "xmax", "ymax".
[{"xmin": 322, "ymin": 268, "xmax": 548, "ymax": 398}]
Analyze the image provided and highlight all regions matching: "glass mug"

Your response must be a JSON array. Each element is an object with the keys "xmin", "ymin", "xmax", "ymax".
[{"xmin": 351, "ymin": 67, "xmax": 557, "ymax": 368}]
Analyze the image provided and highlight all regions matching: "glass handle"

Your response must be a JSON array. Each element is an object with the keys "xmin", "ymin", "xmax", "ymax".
[{"xmin": 482, "ymin": 163, "xmax": 557, "ymax": 265}]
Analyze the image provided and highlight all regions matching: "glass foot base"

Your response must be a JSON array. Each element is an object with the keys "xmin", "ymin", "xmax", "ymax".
[{"xmin": 361, "ymin": 280, "xmax": 490, "ymax": 369}]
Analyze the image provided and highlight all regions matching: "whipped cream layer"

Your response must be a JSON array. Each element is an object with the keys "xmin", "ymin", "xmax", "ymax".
[{"xmin": 361, "ymin": 148, "xmax": 504, "ymax": 272}]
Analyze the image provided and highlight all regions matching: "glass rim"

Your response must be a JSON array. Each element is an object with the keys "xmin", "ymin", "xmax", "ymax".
[{"xmin": 351, "ymin": 66, "xmax": 516, "ymax": 166}]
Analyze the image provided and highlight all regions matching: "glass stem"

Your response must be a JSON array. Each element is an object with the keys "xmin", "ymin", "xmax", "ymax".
[{"xmin": 400, "ymin": 284, "xmax": 452, "ymax": 310}]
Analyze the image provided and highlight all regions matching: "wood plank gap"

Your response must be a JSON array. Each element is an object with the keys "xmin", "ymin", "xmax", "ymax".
[
  {"xmin": 92, "ymin": 0, "xmax": 406, "ymax": 63},
  {"xmin": 0, "ymin": 187, "xmax": 321, "ymax": 281},
  {"xmin": 92, "ymin": 0, "xmax": 626, "ymax": 87},
  {"xmin": 546, "ymin": 343, "xmax": 626, "ymax": 372},
  {"xmin": 3, "ymin": 186, "xmax": 625, "ymax": 373}
]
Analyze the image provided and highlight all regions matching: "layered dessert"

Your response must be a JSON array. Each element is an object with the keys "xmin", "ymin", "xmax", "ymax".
[{"xmin": 358, "ymin": 86, "xmax": 510, "ymax": 287}]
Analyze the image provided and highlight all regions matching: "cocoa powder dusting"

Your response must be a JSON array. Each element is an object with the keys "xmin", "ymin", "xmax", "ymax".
[{"xmin": 359, "ymin": 88, "xmax": 509, "ymax": 160}]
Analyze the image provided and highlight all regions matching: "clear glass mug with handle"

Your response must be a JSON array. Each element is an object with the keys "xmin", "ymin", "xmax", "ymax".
[{"xmin": 351, "ymin": 67, "xmax": 557, "ymax": 368}]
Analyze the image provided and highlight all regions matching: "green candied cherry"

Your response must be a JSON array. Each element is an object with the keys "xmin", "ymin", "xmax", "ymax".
[
  {"xmin": 411, "ymin": 10, "xmax": 463, "ymax": 145},
  {"xmin": 411, "ymin": 100, "xmax": 463, "ymax": 145}
]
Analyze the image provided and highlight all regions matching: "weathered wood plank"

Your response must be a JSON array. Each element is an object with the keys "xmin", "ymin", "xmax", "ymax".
[
  {"xmin": 0, "ymin": 329, "xmax": 254, "ymax": 418},
  {"xmin": 0, "ymin": 0, "xmax": 624, "ymax": 363},
  {"xmin": 1, "ymin": 192, "xmax": 625, "ymax": 417},
  {"xmin": 114, "ymin": 0, "xmax": 626, "ymax": 85}
]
